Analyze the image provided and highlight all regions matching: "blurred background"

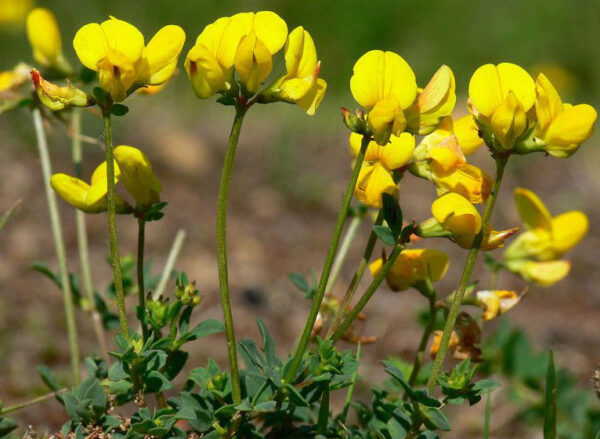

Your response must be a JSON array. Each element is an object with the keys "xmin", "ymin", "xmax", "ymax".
[{"xmin": 1, "ymin": 0, "xmax": 600, "ymax": 437}]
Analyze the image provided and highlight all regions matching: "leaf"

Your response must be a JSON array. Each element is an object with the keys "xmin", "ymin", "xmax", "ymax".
[
  {"xmin": 37, "ymin": 365, "xmax": 62, "ymax": 391},
  {"xmin": 421, "ymin": 406, "xmax": 451, "ymax": 431},
  {"xmin": 92, "ymin": 87, "xmax": 106, "ymax": 105},
  {"xmin": 374, "ymin": 225, "xmax": 395, "ymax": 246},
  {"xmin": 0, "ymin": 200, "xmax": 19, "ymax": 233},
  {"xmin": 256, "ymin": 319, "xmax": 277, "ymax": 366},
  {"xmin": 414, "ymin": 390, "xmax": 441, "ymax": 408},
  {"xmin": 183, "ymin": 319, "xmax": 224, "ymax": 342},
  {"xmin": 0, "ymin": 417, "xmax": 18, "ymax": 437},
  {"xmin": 383, "ymin": 361, "xmax": 415, "ymax": 400},
  {"xmin": 472, "ymin": 379, "xmax": 500, "ymax": 395},
  {"xmin": 543, "ymin": 351, "xmax": 556, "ymax": 439},
  {"xmin": 216, "ymin": 95, "xmax": 236, "ymax": 106},
  {"xmin": 381, "ymin": 193, "xmax": 402, "ymax": 238},
  {"xmin": 289, "ymin": 273, "xmax": 309, "ymax": 292},
  {"xmin": 111, "ymin": 104, "xmax": 129, "ymax": 116},
  {"xmin": 146, "ymin": 371, "xmax": 173, "ymax": 393}
]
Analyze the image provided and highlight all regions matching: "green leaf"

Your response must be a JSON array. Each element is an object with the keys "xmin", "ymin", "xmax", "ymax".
[
  {"xmin": 146, "ymin": 371, "xmax": 173, "ymax": 393},
  {"xmin": 414, "ymin": 390, "xmax": 441, "ymax": 408},
  {"xmin": 472, "ymin": 379, "xmax": 500, "ymax": 395},
  {"xmin": 92, "ymin": 87, "xmax": 106, "ymax": 105},
  {"xmin": 381, "ymin": 193, "xmax": 402, "ymax": 238},
  {"xmin": 182, "ymin": 319, "xmax": 224, "ymax": 342},
  {"xmin": 374, "ymin": 225, "xmax": 395, "ymax": 246},
  {"xmin": 289, "ymin": 273, "xmax": 309, "ymax": 292},
  {"xmin": 0, "ymin": 200, "xmax": 19, "ymax": 233},
  {"xmin": 421, "ymin": 406, "xmax": 451, "ymax": 431},
  {"xmin": 37, "ymin": 365, "xmax": 62, "ymax": 391},
  {"xmin": 543, "ymin": 351, "xmax": 556, "ymax": 439},
  {"xmin": 256, "ymin": 319, "xmax": 278, "ymax": 366},
  {"xmin": 111, "ymin": 104, "xmax": 129, "ymax": 116},
  {"xmin": 0, "ymin": 417, "xmax": 18, "ymax": 437},
  {"xmin": 216, "ymin": 95, "xmax": 236, "ymax": 106}
]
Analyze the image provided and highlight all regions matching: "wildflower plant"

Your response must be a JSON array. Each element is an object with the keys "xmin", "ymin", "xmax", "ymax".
[{"xmin": 0, "ymin": 6, "xmax": 597, "ymax": 439}]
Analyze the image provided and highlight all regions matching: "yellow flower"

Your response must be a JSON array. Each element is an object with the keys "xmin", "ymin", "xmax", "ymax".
[
  {"xmin": 113, "ymin": 145, "xmax": 162, "ymax": 207},
  {"xmin": 51, "ymin": 161, "xmax": 126, "ymax": 214},
  {"xmin": 350, "ymin": 50, "xmax": 417, "ymax": 144},
  {"xmin": 411, "ymin": 117, "xmax": 492, "ymax": 203},
  {"xmin": 31, "ymin": 69, "xmax": 94, "ymax": 111},
  {"xmin": 503, "ymin": 187, "xmax": 587, "ymax": 285},
  {"xmin": 530, "ymin": 73, "xmax": 597, "ymax": 157},
  {"xmin": 430, "ymin": 192, "xmax": 515, "ymax": 250},
  {"xmin": 0, "ymin": 63, "xmax": 31, "ymax": 93},
  {"xmin": 369, "ymin": 248, "xmax": 449, "ymax": 292},
  {"xmin": 26, "ymin": 8, "xmax": 66, "ymax": 69},
  {"xmin": 453, "ymin": 114, "xmax": 484, "ymax": 155},
  {"xmin": 263, "ymin": 26, "xmax": 327, "ymax": 115},
  {"xmin": 468, "ymin": 63, "xmax": 536, "ymax": 150},
  {"xmin": 73, "ymin": 17, "xmax": 185, "ymax": 102},
  {"xmin": 0, "ymin": 0, "xmax": 33, "ymax": 26},
  {"xmin": 349, "ymin": 132, "xmax": 415, "ymax": 208},
  {"xmin": 405, "ymin": 65, "xmax": 456, "ymax": 135},
  {"xmin": 185, "ymin": 11, "xmax": 287, "ymax": 99},
  {"xmin": 476, "ymin": 290, "xmax": 521, "ymax": 320}
]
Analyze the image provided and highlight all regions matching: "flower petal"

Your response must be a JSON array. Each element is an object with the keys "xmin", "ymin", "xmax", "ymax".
[
  {"xmin": 469, "ymin": 64, "xmax": 503, "ymax": 118},
  {"xmin": 27, "ymin": 8, "xmax": 62, "ymax": 66},
  {"xmin": 253, "ymin": 11, "xmax": 288, "ymax": 54},
  {"xmin": 379, "ymin": 132, "xmax": 415, "ymax": 170},
  {"xmin": 550, "ymin": 211, "xmax": 588, "ymax": 257},
  {"xmin": 453, "ymin": 115, "xmax": 483, "ymax": 155},
  {"xmin": 543, "ymin": 103, "xmax": 597, "ymax": 157},
  {"xmin": 143, "ymin": 25, "xmax": 185, "ymax": 84},
  {"xmin": 73, "ymin": 23, "xmax": 108, "ymax": 71},
  {"xmin": 513, "ymin": 187, "xmax": 552, "ymax": 232},
  {"xmin": 100, "ymin": 16, "xmax": 145, "ymax": 62}
]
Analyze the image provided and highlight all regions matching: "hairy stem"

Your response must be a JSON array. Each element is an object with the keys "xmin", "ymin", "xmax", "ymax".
[
  {"xmin": 0, "ymin": 388, "xmax": 67, "ymax": 415},
  {"xmin": 137, "ymin": 217, "xmax": 148, "ymax": 341},
  {"xmin": 407, "ymin": 294, "xmax": 437, "ymax": 390},
  {"xmin": 103, "ymin": 108, "xmax": 129, "ymax": 338},
  {"xmin": 326, "ymin": 211, "xmax": 383, "ymax": 339},
  {"xmin": 331, "ymin": 243, "xmax": 403, "ymax": 343},
  {"xmin": 71, "ymin": 108, "xmax": 110, "ymax": 363},
  {"xmin": 216, "ymin": 103, "xmax": 248, "ymax": 404},
  {"xmin": 426, "ymin": 157, "xmax": 508, "ymax": 392},
  {"xmin": 33, "ymin": 108, "xmax": 80, "ymax": 385},
  {"xmin": 284, "ymin": 135, "xmax": 371, "ymax": 384}
]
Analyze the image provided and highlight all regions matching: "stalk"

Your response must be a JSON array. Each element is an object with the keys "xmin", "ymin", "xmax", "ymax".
[
  {"xmin": 32, "ymin": 108, "xmax": 80, "ymax": 385},
  {"xmin": 102, "ymin": 107, "xmax": 129, "ymax": 338},
  {"xmin": 426, "ymin": 157, "xmax": 508, "ymax": 392},
  {"xmin": 284, "ymin": 135, "xmax": 371, "ymax": 384},
  {"xmin": 331, "ymin": 243, "xmax": 403, "ymax": 343},
  {"xmin": 325, "ymin": 213, "xmax": 363, "ymax": 294},
  {"xmin": 216, "ymin": 103, "xmax": 248, "ymax": 404},
  {"xmin": 326, "ymin": 211, "xmax": 383, "ymax": 339},
  {"xmin": 0, "ymin": 388, "xmax": 67, "ymax": 415},
  {"xmin": 406, "ymin": 291, "xmax": 437, "ymax": 390},
  {"xmin": 137, "ymin": 217, "xmax": 148, "ymax": 341},
  {"xmin": 71, "ymin": 108, "xmax": 110, "ymax": 363},
  {"xmin": 153, "ymin": 229, "xmax": 186, "ymax": 301}
]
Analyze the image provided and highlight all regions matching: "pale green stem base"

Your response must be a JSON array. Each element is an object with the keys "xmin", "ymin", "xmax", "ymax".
[
  {"xmin": 325, "ymin": 214, "xmax": 363, "ymax": 294},
  {"xmin": 137, "ymin": 218, "xmax": 148, "ymax": 341},
  {"xmin": 326, "ymin": 211, "xmax": 383, "ymax": 339},
  {"xmin": 71, "ymin": 108, "xmax": 110, "ymax": 363},
  {"xmin": 284, "ymin": 135, "xmax": 371, "ymax": 384},
  {"xmin": 331, "ymin": 243, "xmax": 404, "ymax": 343},
  {"xmin": 33, "ymin": 108, "xmax": 80, "ymax": 385},
  {"xmin": 0, "ymin": 388, "xmax": 67, "ymax": 415},
  {"xmin": 216, "ymin": 105, "xmax": 248, "ymax": 404},
  {"xmin": 103, "ymin": 109, "xmax": 129, "ymax": 338},
  {"xmin": 153, "ymin": 229, "xmax": 186, "ymax": 301},
  {"xmin": 426, "ymin": 157, "xmax": 508, "ymax": 392}
]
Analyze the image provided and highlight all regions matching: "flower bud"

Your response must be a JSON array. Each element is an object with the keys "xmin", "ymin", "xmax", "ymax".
[
  {"xmin": 26, "ymin": 8, "xmax": 67, "ymax": 70},
  {"xmin": 342, "ymin": 107, "xmax": 366, "ymax": 134},
  {"xmin": 31, "ymin": 69, "xmax": 94, "ymax": 111}
]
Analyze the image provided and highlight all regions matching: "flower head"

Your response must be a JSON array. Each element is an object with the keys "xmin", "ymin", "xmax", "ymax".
[
  {"xmin": 468, "ymin": 63, "xmax": 536, "ymax": 150},
  {"xmin": 73, "ymin": 17, "xmax": 185, "ymax": 101},
  {"xmin": 369, "ymin": 248, "xmax": 450, "ymax": 292},
  {"xmin": 26, "ymin": 8, "xmax": 67, "ymax": 70},
  {"xmin": 503, "ymin": 187, "xmax": 587, "ymax": 285},
  {"xmin": 476, "ymin": 289, "xmax": 522, "ymax": 320},
  {"xmin": 528, "ymin": 73, "xmax": 597, "ymax": 157},
  {"xmin": 113, "ymin": 145, "xmax": 162, "ymax": 207},
  {"xmin": 31, "ymin": 69, "xmax": 94, "ymax": 111},
  {"xmin": 0, "ymin": 0, "xmax": 33, "ymax": 26},
  {"xmin": 51, "ymin": 161, "xmax": 127, "ymax": 214},
  {"xmin": 411, "ymin": 117, "xmax": 491, "ymax": 203},
  {"xmin": 349, "ymin": 132, "xmax": 415, "ymax": 208},
  {"xmin": 425, "ymin": 192, "xmax": 516, "ymax": 250},
  {"xmin": 185, "ymin": 11, "xmax": 287, "ymax": 99},
  {"xmin": 261, "ymin": 26, "xmax": 327, "ymax": 115}
]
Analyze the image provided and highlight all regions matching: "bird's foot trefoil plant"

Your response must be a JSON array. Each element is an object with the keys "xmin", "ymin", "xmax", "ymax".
[{"xmin": 0, "ymin": 7, "xmax": 598, "ymax": 439}]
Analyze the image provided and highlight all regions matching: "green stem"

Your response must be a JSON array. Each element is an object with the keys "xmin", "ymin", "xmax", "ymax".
[
  {"xmin": 216, "ymin": 103, "xmax": 248, "ymax": 404},
  {"xmin": 406, "ymin": 293, "xmax": 437, "ymax": 389},
  {"xmin": 325, "ymin": 214, "xmax": 363, "ymax": 294},
  {"xmin": 153, "ymin": 229, "xmax": 186, "ymax": 301},
  {"xmin": 137, "ymin": 217, "xmax": 148, "ymax": 341},
  {"xmin": 316, "ymin": 385, "xmax": 330, "ymax": 434},
  {"xmin": 103, "ymin": 107, "xmax": 129, "ymax": 338},
  {"xmin": 331, "ymin": 243, "xmax": 404, "ymax": 343},
  {"xmin": 426, "ymin": 157, "xmax": 508, "ymax": 392},
  {"xmin": 32, "ymin": 108, "xmax": 80, "ymax": 385},
  {"xmin": 284, "ymin": 134, "xmax": 371, "ymax": 384},
  {"xmin": 0, "ymin": 388, "xmax": 67, "ymax": 415},
  {"xmin": 326, "ymin": 211, "xmax": 383, "ymax": 339},
  {"xmin": 340, "ymin": 342, "xmax": 361, "ymax": 424},
  {"xmin": 71, "ymin": 108, "xmax": 110, "ymax": 364}
]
